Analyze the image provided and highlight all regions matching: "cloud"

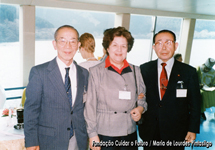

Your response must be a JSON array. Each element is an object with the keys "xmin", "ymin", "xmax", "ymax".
[{"xmin": 194, "ymin": 30, "xmax": 215, "ymax": 39}]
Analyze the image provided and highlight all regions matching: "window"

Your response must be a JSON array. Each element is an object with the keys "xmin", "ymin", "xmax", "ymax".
[
  {"xmin": 35, "ymin": 7, "xmax": 115, "ymax": 65},
  {"xmin": 0, "ymin": 4, "xmax": 21, "ymax": 108},
  {"xmin": 128, "ymin": 14, "xmax": 154, "ymax": 66},
  {"xmin": 152, "ymin": 16, "xmax": 183, "ymax": 60},
  {"xmin": 190, "ymin": 19, "xmax": 215, "ymax": 69},
  {"xmin": 0, "ymin": 4, "xmax": 20, "ymax": 88}
]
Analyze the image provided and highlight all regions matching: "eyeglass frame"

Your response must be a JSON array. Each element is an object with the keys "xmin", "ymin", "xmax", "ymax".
[
  {"xmin": 55, "ymin": 38, "xmax": 79, "ymax": 47},
  {"xmin": 154, "ymin": 40, "xmax": 175, "ymax": 48}
]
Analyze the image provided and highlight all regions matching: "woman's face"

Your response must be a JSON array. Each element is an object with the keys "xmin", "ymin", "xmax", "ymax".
[{"xmin": 107, "ymin": 36, "xmax": 128, "ymax": 67}]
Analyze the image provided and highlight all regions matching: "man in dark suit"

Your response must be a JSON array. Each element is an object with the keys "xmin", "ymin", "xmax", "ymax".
[
  {"xmin": 24, "ymin": 25, "xmax": 89, "ymax": 150},
  {"xmin": 139, "ymin": 30, "xmax": 201, "ymax": 150}
]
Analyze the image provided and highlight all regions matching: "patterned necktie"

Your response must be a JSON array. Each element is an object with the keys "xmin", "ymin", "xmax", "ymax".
[
  {"xmin": 160, "ymin": 63, "xmax": 168, "ymax": 100},
  {"xmin": 65, "ymin": 67, "xmax": 73, "ymax": 137}
]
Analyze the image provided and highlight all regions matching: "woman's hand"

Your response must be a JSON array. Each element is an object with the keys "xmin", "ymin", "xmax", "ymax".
[
  {"xmin": 138, "ymin": 93, "xmax": 145, "ymax": 100},
  {"xmin": 130, "ymin": 106, "xmax": 144, "ymax": 122},
  {"xmin": 89, "ymin": 136, "xmax": 101, "ymax": 150}
]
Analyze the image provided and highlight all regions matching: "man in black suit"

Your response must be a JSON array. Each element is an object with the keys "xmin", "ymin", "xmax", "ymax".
[{"xmin": 139, "ymin": 30, "xmax": 201, "ymax": 150}]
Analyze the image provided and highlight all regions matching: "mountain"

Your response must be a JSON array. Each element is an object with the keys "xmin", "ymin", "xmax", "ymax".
[
  {"xmin": 0, "ymin": 4, "xmax": 215, "ymax": 43},
  {"xmin": 0, "ymin": 5, "xmax": 19, "ymax": 42}
]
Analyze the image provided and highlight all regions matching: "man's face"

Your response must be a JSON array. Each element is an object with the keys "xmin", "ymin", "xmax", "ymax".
[
  {"xmin": 52, "ymin": 27, "xmax": 80, "ymax": 66},
  {"xmin": 153, "ymin": 32, "xmax": 178, "ymax": 62}
]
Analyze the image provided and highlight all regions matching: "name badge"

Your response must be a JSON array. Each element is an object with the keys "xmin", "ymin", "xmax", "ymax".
[
  {"xmin": 119, "ymin": 91, "xmax": 131, "ymax": 100},
  {"xmin": 176, "ymin": 89, "xmax": 187, "ymax": 97}
]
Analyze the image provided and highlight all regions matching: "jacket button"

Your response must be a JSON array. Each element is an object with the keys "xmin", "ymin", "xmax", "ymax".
[
  {"xmin": 67, "ymin": 128, "xmax": 70, "ymax": 130},
  {"xmin": 124, "ymin": 111, "xmax": 127, "ymax": 113},
  {"xmin": 71, "ymin": 111, "xmax": 73, "ymax": 114},
  {"xmin": 114, "ymin": 112, "xmax": 117, "ymax": 114},
  {"xmin": 159, "ymin": 104, "xmax": 162, "ymax": 107}
]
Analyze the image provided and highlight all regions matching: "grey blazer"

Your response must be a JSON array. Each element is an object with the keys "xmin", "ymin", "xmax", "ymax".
[
  {"xmin": 84, "ymin": 61, "xmax": 147, "ymax": 138},
  {"xmin": 24, "ymin": 57, "xmax": 89, "ymax": 150}
]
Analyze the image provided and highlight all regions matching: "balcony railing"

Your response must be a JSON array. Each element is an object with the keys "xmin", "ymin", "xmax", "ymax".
[{"xmin": 4, "ymin": 87, "xmax": 26, "ymax": 100}]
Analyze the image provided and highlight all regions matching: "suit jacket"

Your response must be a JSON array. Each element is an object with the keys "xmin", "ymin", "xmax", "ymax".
[
  {"xmin": 84, "ymin": 61, "xmax": 147, "ymax": 138},
  {"xmin": 24, "ymin": 57, "xmax": 89, "ymax": 150},
  {"xmin": 139, "ymin": 59, "xmax": 201, "ymax": 141}
]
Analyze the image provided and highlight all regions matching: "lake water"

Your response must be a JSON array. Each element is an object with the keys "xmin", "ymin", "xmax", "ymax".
[{"xmin": 0, "ymin": 39, "xmax": 215, "ymax": 107}]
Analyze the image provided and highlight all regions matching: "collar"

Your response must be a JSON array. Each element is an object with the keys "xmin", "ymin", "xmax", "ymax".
[
  {"xmin": 105, "ymin": 56, "xmax": 131, "ymax": 74},
  {"xmin": 158, "ymin": 57, "xmax": 174, "ymax": 79},
  {"xmin": 158, "ymin": 57, "xmax": 174, "ymax": 68},
  {"xmin": 56, "ymin": 56, "xmax": 75, "ymax": 71}
]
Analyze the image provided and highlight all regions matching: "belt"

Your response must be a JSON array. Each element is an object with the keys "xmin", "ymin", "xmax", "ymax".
[{"xmin": 97, "ymin": 109, "xmax": 133, "ymax": 114}]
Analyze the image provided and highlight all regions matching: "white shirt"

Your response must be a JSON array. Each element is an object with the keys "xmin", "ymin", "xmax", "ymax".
[
  {"xmin": 56, "ymin": 57, "xmax": 77, "ymax": 106},
  {"xmin": 157, "ymin": 57, "xmax": 174, "ymax": 99}
]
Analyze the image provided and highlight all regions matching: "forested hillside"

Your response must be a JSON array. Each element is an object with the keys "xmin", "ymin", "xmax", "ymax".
[{"xmin": 1, "ymin": 4, "xmax": 215, "ymax": 43}]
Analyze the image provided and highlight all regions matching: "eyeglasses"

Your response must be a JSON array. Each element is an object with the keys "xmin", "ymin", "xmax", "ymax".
[
  {"xmin": 154, "ymin": 40, "xmax": 175, "ymax": 48},
  {"xmin": 56, "ymin": 38, "xmax": 78, "ymax": 47}
]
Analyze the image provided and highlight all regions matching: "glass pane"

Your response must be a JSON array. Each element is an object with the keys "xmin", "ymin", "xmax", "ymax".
[
  {"xmin": 128, "ymin": 14, "xmax": 154, "ymax": 66},
  {"xmin": 0, "ymin": 4, "xmax": 20, "ymax": 88},
  {"xmin": 35, "ymin": 7, "xmax": 115, "ymax": 65},
  {"xmin": 152, "ymin": 17, "xmax": 183, "ymax": 60},
  {"xmin": 190, "ymin": 19, "xmax": 215, "ymax": 69},
  {"xmin": 0, "ymin": 4, "xmax": 21, "ymax": 108}
]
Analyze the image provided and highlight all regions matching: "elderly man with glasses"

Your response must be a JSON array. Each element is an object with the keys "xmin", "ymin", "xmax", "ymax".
[
  {"xmin": 138, "ymin": 29, "xmax": 201, "ymax": 150},
  {"xmin": 24, "ymin": 25, "xmax": 89, "ymax": 150}
]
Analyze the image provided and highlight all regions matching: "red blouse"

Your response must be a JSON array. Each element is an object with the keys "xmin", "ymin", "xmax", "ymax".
[{"xmin": 105, "ymin": 56, "xmax": 130, "ymax": 74}]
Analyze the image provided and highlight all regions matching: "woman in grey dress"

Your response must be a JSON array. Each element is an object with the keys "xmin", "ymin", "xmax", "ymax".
[{"xmin": 84, "ymin": 26, "xmax": 147, "ymax": 150}]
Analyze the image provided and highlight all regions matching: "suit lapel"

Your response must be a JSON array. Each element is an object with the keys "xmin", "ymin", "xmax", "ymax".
[
  {"xmin": 150, "ymin": 60, "xmax": 160, "ymax": 100},
  {"xmin": 72, "ymin": 62, "xmax": 84, "ymax": 110},
  {"xmin": 163, "ymin": 60, "xmax": 181, "ymax": 99},
  {"xmin": 47, "ymin": 58, "xmax": 68, "ymax": 100},
  {"xmin": 151, "ymin": 60, "xmax": 159, "ymax": 86}
]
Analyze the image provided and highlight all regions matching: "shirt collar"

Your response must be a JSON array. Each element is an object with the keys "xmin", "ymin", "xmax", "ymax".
[
  {"xmin": 158, "ymin": 57, "xmax": 174, "ymax": 68},
  {"xmin": 56, "ymin": 56, "xmax": 75, "ymax": 71},
  {"xmin": 158, "ymin": 57, "xmax": 174, "ymax": 78},
  {"xmin": 105, "ymin": 56, "xmax": 130, "ymax": 74}
]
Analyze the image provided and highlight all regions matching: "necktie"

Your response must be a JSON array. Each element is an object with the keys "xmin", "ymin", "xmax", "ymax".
[
  {"xmin": 65, "ymin": 67, "xmax": 73, "ymax": 137},
  {"xmin": 160, "ymin": 63, "xmax": 168, "ymax": 100}
]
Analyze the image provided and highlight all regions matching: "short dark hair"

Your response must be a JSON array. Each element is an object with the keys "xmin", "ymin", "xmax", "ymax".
[
  {"xmin": 102, "ymin": 26, "xmax": 134, "ymax": 55},
  {"xmin": 153, "ymin": 29, "xmax": 176, "ymax": 44},
  {"xmin": 103, "ymin": 28, "xmax": 113, "ymax": 35},
  {"xmin": 174, "ymin": 53, "xmax": 182, "ymax": 60},
  {"xmin": 54, "ymin": 25, "xmax": 79, "ymax": 40}
]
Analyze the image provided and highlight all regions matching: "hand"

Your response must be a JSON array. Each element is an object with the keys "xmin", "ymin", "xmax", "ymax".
[
  {"xmin": 26, "ymin": 146, "xmax": 40, "ymax": 150},
  {"xmin": 130, "ymin": 106, "xmax": 144, "ymax": 122},
  {"xmin": 138, "ymin": 93, "xmax": 145, "ymax": 100},
  {"xmin": 185, "ymin": 132, "xmax": 196, "ymax": 143},
  {"xmin": 89, "ymin": 136, "xmax": 101, "ymax": 150}
]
